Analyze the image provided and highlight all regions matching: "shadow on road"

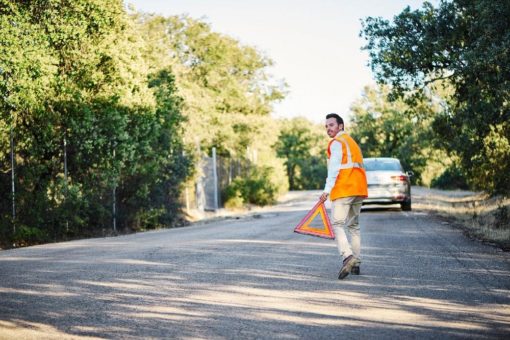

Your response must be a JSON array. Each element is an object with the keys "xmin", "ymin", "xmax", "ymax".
[{"xmin": 0, "ymin": 205, "xmax": 509, "ymax": 339}]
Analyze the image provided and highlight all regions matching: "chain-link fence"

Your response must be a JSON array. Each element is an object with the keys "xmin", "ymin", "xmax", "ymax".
[{"xmin": 182, "ymin": 147, "xmax": 253, "ymax": 213}]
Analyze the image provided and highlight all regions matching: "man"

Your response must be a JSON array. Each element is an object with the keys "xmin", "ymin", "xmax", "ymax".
[{"xmin": 319, "ymin": 113, "xmax": 368, "ymax": 280}]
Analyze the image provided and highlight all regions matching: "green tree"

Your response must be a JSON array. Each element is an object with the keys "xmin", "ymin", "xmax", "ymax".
[
  {"xmin": 0, "ymin": 1, "xmax": 289, "ymax": 247},
  {"xmin": 274, "ymin": 118, "xmax": 327, "ymax": 190},
  {"xmin": 350, "ymin": 85, "xmax": 439, "ymax": 183},
  {"xmin": 135, "ymin": 13, "xmax": 286, "ymax": 157},
  {"xmin": 135, "ymin": 13, "xmax": 288, "ymax": 204},
  {"xmin": 0, "ymin": 0, "xmax": 57, "ymax": 242},
  {"xmin": 361, "ymin": 0, "xmax": 510, "ymax": 195},
  {"xmin": 0, "ymin": 0, "xmax": 192, "ymax": 246}
]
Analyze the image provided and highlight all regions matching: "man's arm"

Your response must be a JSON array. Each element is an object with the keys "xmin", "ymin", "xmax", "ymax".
[{"xmin": 320, "ymin": 140, "xmax": 342, "ymax": 202}]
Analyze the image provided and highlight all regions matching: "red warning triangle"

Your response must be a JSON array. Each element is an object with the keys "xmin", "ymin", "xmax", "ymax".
[{"xmin": 294, "ymin": 201, "xmax": 335, "ymax": 239}]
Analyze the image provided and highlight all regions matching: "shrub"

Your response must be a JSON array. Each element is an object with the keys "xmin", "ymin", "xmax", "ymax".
[
  {"xmin": 223, "ymin": 166, "xmax": 278, "ymax": 206},
  {"xmin": 494, "ymin": 205, "xmax": 510, "ymax": 230},
  {"xmin": 223, "ymin": 189, "xmax": 244, "ymax": 209},
  {"xmin": 431, "ymin": 165, "xmax": 469, "ymax": 190},
  {"xmin": 13, "ymin": 225, "xmax": 48, "ymax": 247}
]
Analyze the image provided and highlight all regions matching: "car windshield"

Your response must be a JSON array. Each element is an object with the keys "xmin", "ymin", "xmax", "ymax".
[{"xmin": 364, "ymin": 159, "xmax": 402, "ymax": 171}]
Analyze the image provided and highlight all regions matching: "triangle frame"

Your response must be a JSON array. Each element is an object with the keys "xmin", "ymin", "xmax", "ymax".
[{"xmin": 294, "ymin": 201, "xmax": 335, "ymax": 239}]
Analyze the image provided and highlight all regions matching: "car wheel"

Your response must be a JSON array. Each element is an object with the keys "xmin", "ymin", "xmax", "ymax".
[{"xmin": 401, "ymin": 200, "xmax": 412, "ymax": 211}]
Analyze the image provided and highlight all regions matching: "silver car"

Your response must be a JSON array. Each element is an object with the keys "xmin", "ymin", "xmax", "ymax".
[{"xmin": 363, "ymin": 157, "xmax": 412, "ymax": 211}]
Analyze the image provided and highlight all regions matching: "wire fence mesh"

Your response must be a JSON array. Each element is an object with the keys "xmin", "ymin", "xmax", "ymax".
[{"xmin": 182, "ymin": 148, "xmax": 253, "ymax": 213}]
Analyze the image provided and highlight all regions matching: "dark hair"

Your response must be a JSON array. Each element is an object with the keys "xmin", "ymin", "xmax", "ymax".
[{"xmin": 326, "ymin": 113, "xmax": 343, "ymax": 126}]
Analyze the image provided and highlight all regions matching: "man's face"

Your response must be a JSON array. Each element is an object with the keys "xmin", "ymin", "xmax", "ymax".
[{"xmin": 325, "ymin": 118, "xmax": 343, "ymax": 138}]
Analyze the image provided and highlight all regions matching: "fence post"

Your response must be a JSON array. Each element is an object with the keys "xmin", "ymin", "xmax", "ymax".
[
  {"xmin": 112, "ymin": 145, "xmax": 117, "ymax": 233},
  {"xmin": 212, "ymin": 147, "xmax": 218, "ymax": 211},
  {"xmin": 64, "ymin": 135, "xmax": 69, "ymax": 233},
  {"xmin": 228, "ymin": 159, "xmax": 232, "ymax": 184},
  {"xmin": 10, "ymin": 127, "xmax": 15, "ymax": 235},
  {"xmin": 185, "ymin": 186, "xmax": 190, "ymax": 213}
]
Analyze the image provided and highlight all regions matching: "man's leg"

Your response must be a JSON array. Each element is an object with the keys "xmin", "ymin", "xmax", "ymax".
[
  {"xmin": 331, "ymin": 197, "xmax": 356, "ymax": 258},
  {"xmin": 347, "ymin": 196, "xmax": 364, "ymax": 275},
  {"xmin": 347, "ymin": 196, "xmax": 364, "ymax": 260},
  {"xmin": 332, "ymin": 196, "xmax": 361, "ymax": 279}
]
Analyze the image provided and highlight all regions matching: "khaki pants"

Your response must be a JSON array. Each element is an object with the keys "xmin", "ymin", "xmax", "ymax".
[{"xmin": 331, "ymin": 196, "xmax": 364, "ymax": 261}]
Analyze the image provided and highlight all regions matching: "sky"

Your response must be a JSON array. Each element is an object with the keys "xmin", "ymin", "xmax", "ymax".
[{"xmin": 126, "ymin": 0, "xmax": 434, "ymax": 123}]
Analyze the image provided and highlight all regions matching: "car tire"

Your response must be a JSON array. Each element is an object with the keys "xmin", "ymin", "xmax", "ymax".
[{"xmin": 401, "ymin": 200, "xmax": 412, "ymax": 211}]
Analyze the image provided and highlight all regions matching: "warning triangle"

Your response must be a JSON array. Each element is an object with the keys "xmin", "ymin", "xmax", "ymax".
[{"xmin": 294, "ymin": 201, "xmax": 335, "ymax": 239}]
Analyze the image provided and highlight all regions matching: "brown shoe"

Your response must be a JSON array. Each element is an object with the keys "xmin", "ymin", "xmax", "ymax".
[{"xmin": 338, "ymin": 255, "xmax": 356, "ymax": 280}]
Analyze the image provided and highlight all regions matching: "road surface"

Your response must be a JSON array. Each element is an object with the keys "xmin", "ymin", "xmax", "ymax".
[{"xmin": 1, "ymin": 191, "xmax": 509, "ymax": 339}]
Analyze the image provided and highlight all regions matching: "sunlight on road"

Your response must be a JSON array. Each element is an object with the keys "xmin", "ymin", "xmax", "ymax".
[
  {"xmin": 1, "ymin": 196, "xmax": 509, "ymax": 338},
  {"xmin": 0, "ymin": 320, "xmax": 101, "ymax": 340},
  {"xmin": 183, "ymin": 285, "xmax": 499, "ymax": 331}
]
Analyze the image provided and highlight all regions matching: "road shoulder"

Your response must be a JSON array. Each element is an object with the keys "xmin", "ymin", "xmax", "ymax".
[{"xmin": 413, "ymin": 186, "xmax": 510, "ymax": 251}]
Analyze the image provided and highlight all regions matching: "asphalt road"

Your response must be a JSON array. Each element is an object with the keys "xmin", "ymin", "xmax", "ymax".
[{"xmin": 1, "ymin": 191, "xmax": 509, "ymax": 339}]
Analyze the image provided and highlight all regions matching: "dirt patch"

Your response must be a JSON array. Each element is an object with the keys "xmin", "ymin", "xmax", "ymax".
[{"xmin": 413, "ymin": 186, "xmax": 510, "ymax": 251}]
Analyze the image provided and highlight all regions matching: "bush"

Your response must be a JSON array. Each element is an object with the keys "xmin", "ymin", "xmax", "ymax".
[
  {"xmin": 13, "ymin": 225, "xmax": 49, "ymax": 247},
  {"xmin": 296, "ymin": 155, "xmax": 327, "ymax": 190},
  {"xmin": 431, "ymin": 165, "xmax": 469, "ymax": 190},
  {"xmin": 223, "ymin": 166, "xmax": 278, "ymax": 206},
  {"xmin": 223, "ymin": 188, "xmax": 244, "ymax": 209},
  {"xmin": 494, "ymin": 205, "xmax": 510, "ymax": 230}
]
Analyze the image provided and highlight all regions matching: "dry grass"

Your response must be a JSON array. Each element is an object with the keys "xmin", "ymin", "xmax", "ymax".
[{"xmin": 413, "ymin": 187, "xmax": 510, "ymax": 250}]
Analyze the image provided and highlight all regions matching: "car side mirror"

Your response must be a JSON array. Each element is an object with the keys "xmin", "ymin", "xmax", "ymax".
[{"xmin": 406, "ymin": 171, "xmax": 414, "ymax": 177}]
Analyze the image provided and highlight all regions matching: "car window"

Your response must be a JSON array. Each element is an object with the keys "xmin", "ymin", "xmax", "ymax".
[{"xmin": 364, "ymin": 159, "xmax": 402, "ymax": 171}]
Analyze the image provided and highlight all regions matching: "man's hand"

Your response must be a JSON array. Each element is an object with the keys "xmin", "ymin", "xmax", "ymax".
[{"xmin": 319, "ymin": 192, "xmax": 329, "ymax": 203}]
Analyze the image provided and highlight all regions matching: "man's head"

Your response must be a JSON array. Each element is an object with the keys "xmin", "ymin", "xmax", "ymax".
[{"xmin": 325, "ymin": 113, "xmax": 344, "ymax": 138}]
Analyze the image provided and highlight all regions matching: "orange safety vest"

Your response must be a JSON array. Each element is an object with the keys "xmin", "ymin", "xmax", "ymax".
[{"xmin": 327, "ymin": 132, "xmax": 368, "ymax": 200}]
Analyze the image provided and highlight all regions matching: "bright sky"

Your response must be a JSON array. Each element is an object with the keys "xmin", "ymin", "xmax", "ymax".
[{"xmin": 126, "ymin": 0, "xmax": 434, "ymax": 123}]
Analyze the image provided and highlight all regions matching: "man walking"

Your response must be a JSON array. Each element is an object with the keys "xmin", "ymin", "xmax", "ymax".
[{"xmin": 319, "ymin": 113, "xmax": 368, "ymax": 280}]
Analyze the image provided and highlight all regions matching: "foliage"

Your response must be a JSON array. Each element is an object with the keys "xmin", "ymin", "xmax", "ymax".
[
  {"xmin": 274, "ymin": 118, "xmax": 327, "ymax": 190},
  {"xmin": 233, "ymin": 114, "xmax": 289, "ymax": 196},
  {"xmin": 0, "ymin": 2, "xmax": 289, "ymax": 247},
  {"xmin": 134, "ymin": 13, "xmax": 286, "ymax": 158},
  {"xmin": 349, "ymin": 85, "xmax": 440, "ymax": 184},
  {"xmin": 0, "ymin": 0, "xmax": 192, "ymax": 247},
  {"xmin": 494, "ymin": 205, "xmax": 510, "ymax": 230},
  {"xmin": 135, "ymin": 13, "xmax": 288, "ymax": 206},
  {"xmin": 13, "ymin": 225, "xmax": 48, "ymax": 247},
  {"xmin": 223, "ymin": 166, "xmax": 278, "ymax": 206},
  {"xmin": 297, "ymin": 155, "xmax": 328, "ymax": 190},
  {"xmin": 430, "ymin": 164, "xmax": 469, "ymax": 190},
  {"xmin": 361, "ymin": 0, "xmax": 510, "ymax": 195}
]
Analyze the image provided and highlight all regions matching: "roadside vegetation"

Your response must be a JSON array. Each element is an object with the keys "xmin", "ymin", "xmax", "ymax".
[
  {"xmin": 274, "ymin": 118, "xmax": 327, "ymax": 191},
  {"xmin": 359, "ymin": 0, "xmax": 510, "ymax": 245},
  {"xmin": 0, "ymin": 1, "xmax": 289, "ymax": 247},
  {"xmin": 413, "ymin": 187, "xmax": 510, "ymax": 250},
  {"xmin": 361, "ymin": 0, "xmax": 509, "ymax": 196},
  {"xmin": 1, "ymin": 0, "xmax": 508, "ymax": 248}
]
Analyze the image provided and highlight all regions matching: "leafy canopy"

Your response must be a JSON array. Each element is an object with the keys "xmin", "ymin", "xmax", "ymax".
[
  {"xmin": 361, "ymin": 0, "xmax": 510, "ymax": 195},
  {"xmin": 274, "ymin": 118, "xmax": 327, "ymax": 190}
]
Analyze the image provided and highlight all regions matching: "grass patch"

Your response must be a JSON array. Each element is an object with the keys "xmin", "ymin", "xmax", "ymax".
[{"xmin": 413, "ymin": 187, "xmax": 510, "ymax": 250}]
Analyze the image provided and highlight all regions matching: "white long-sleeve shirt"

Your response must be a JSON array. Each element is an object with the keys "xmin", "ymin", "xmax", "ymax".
[{"xmin": 323, "ymin": 131, "xmax": 344, "ymax": 194}]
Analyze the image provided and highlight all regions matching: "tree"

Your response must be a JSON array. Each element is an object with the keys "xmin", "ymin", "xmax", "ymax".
[
  {"xmin": 0, "ymin": 2, "xmax": 289, "ymax": 247},
  {"xmin": 0, "ymin": 0, "xmax": 192, "ymax": 246},
  {"xmin": 274, "ymin": 118, "xmax": 327, "ymax": 190},
  {"xmin": 134, "ymin": 13, "xmax": 286, "ymax": 157},
  {"xmin": 0, "ymin": 0, "xmax": 57, "ymax": 242},
  {"xmin": 135, "ymin": 13, "xmax": 289, "ymax": 205},
  {"xmin": 361, "ymin": 0, "xmax": 510, "ymax": 195},
  {"xmin": 349, "ymin": 85, "xmax": 440, "ymax": 184}
]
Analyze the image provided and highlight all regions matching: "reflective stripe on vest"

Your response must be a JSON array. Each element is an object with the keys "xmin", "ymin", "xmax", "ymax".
[{"xmin": 334, "ymin": 136, "xmax": 364, "ymax": 170}]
